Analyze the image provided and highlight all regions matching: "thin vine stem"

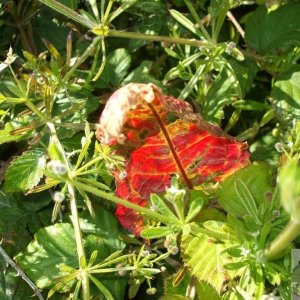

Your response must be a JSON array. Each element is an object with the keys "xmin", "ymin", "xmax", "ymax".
[
  {"xmin": 0, "ymin": 244, "xmax": 44, "ymax": 300},
  {"xmin": 68, "ymin": 183, "xmax": 90, "ymax": 300},
  {"xmin": 106, "ymin": 30, "xmax": 212, "ymax": 48}
]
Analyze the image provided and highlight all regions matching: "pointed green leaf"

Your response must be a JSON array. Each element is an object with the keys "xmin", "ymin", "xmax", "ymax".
[
  {"xmin": 4, "ymin": 148, "xmax": 46, "ymax": 192},
  {"xmin": 234, "ymin": 179, "xmax": 261, "ymax": 225},
  {"xmin": 140, "ymin": 226, "xmax": 174, "ymax": 239},
  {"xmin": 185, "ymin": 190, "xmax": 205, "ymax": 223},
  {"xmin": 90, "ymin": 275, "xmax": 114, "ymax": 300},
  {"xmin": 150, "ymin": 194, "xmax": 178, "ymax": 221},
  {"xmin": 169, "ymin": 9, "xmax": 201, "ymax": 37}
]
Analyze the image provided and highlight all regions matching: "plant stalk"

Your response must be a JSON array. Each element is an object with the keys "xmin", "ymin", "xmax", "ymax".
[
  {"xmin": 107, "ymin": 30, "xmax": 211, "ymax": 48},
  {"xmin": 68, "ymin": 183, "xmax": 90, "ymax": 300},
  {"xmin": 263, "ymin": 220, "xmax": 300, "ymax": 261},
  {"xmin": 0, "ymin": 244, "xmax": 44, "ymax": 300},
  {"xmin": 183, "ymin": 0, "xmax": 212, "ymax": 42},
  {"xmin": 74, "ymin": 181, "xmax": 180, "ymax": 225}
]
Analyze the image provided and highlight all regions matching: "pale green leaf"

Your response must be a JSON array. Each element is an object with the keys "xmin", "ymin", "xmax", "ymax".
[
  {"xmin": 4, "ymin": 148, "xmax": 46, "ymax": 192},
  {"xmin": 181, "ymin": 227, "xmax": 238, "ymax": 294},
  {"xmin": 197, "ymin": 281, "xmax": 221, "ymax": 300},
  {"xmin": 185, "ymin": 190, "xmax": 205, "ymax": 223}
]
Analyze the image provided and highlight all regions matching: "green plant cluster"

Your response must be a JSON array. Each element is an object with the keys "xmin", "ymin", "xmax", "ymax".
[{"xmin": 0, "ymin": 0, "xmax": 300, "ymax": 299}]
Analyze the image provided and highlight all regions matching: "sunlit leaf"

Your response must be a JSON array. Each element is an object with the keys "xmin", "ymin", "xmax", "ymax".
[
  {"xmin": 4, "ymin": 148, "xmax": 46, "ymax": 192},
  {"xmin": 15, "ymin": 223, "xmax": 78, "ymax": 289},
  {"xmin": 181, "ymin": 224, "xmax": 239, "ymax": 294}
]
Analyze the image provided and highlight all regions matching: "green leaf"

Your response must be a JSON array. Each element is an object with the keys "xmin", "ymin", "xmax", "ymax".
[
  {"xmin": 150, "ymin": 194, "xmax": 178, "ymax": 220},
  {"xmin": 52, "ymin": 92, "xmax": 86, "ymax": 139},
  {"xmin": 232, "ymin": 100, "xmax": 267, "ymax": 111},
  {"xmin": 95, "ymin": 48, "xmax": 131, "ymax": 88},
  {"xmin": 181, "ymin": 225, "xmax": 238, "ymax": 294},
  {"xmin": 234, "ymin": 179, "xmax": 261, "ymax": 226},
  {"xmin": 245, "ymin": 3, "xmax": 300, "ymax": 54},
  {"xmin": 169, "ymin": 9, "xmax": 201, "ymax": 38},
  {"xmin": 279, "ymin": 158, "xmax": 300, "ymax": 221},
  {"xmin": 185, "ymin": 190, "xmax": 205, "ymax": 223},
  {"xmin": 271, "ymin": 66, "xmax": 300, "ymax": 124},
  {"xmin": 0, "ymin": 192, "xmax": 52, "ymax": 252},
  {"xmin": 140, "ymin": 226, "xmax": 174, "ymax": 239},
  {"xmin": 78, "ymin": 207, "xmax": 125, "ymax": 251},
  {"xmin": 227, "ymin": 58, "xmax": 258, "ymax": 98},
  {"xmin": 90, "ymin": 275, "xmax": 114, "ymax": 300},
  {"xmin": 217, "ymin": 164, "xmax": 273, "ymax": 219},
  {"xmin": 0, "ymin": 121, "xmax": 31, "ymax": 145},
  {"xmin": 4, "ymin": 148, "xmax": 46, "ymax": 192},
  {"xmin": 15, "ymin": 223, "xmax": 78, "ymax": 289},
  {"xmin": 196, "ymin": 281, "xmax": 221, "ymax": 300},
  {"xmin": 202, "ymin": 66, "xmax": 239, "ymax": 124},
  {"xmin": 123, "ymin": 60, "xmax": 164, "ymax": 88},
  {"xmin": 57, "ymin": 0, "xmax": 79, "ymax": 9},
  {"xmin": 161, "ymin": 272, "xmax": 191, "ymax": 300},
  {"xmin": 32, "ymin": 9, "xmax": 69, "ymax": 52}
]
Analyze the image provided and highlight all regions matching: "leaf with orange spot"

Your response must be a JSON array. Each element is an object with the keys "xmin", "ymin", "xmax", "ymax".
[{"xmin": 96, "ymin": 83, "xmax": 250, "ymax": 235}]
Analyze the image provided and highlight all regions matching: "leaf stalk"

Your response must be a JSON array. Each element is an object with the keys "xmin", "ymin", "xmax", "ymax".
[{"xmin": 263, "ymin": 220, "xmax": 300, "ymax": 261}]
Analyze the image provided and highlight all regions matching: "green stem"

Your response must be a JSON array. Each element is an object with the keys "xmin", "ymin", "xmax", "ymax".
[
  {"xmin": 102, "ymin": 0, "xmax": 114, "ymax": 25},
  {"xmin": 68, "ymin": 183, "xmax": 90, "ymax": 300},
  {"xmin": 107, "ymin": 30, "xmax": 211, "ymax": 48},
  {"xmin": 183, "ymin": 0, "xmax": 212, "ymax": 42},
  {"xmin": 74, "ymin": 181, "xmax": 179, "ymax": 225},
  {"xmin": 62, "ymin": 36, "xmax": 102, "ymax": 84},
  {"xmin": 73, "ymin": 155, "xmax": 104, "ymax": 176},
  {"xmin": 263, "ymin": 220, "xmax": 300, "ymax": 261},
  {"xmin": 92, "ymin": 38, "xmax": 106, "ymax": 81},
  {"xmin": 24, "ymin": 98, "xmax": 47, "ymax": 121},
  {"xmin": 0, "ymin": 245, "xmax": 44, "ymax": 300}
]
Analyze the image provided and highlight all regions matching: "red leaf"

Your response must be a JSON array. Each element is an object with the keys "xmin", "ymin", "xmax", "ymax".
[{"xmin": 97, "ymin": 83, "xmax": 250, "ymax": 235}]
